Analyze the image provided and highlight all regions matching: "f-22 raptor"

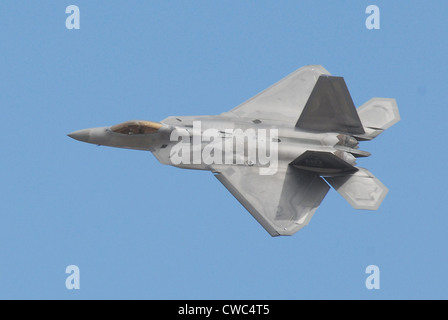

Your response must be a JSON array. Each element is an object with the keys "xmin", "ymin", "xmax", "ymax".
[{"xmin": 68, "ymin": 65, "xmax": 400, "ymax": 236}]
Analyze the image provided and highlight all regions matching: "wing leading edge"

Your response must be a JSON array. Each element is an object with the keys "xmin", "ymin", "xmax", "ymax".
[{"xmin": 225, "ymin": 65, "xmax": 331, "ymax": 125}]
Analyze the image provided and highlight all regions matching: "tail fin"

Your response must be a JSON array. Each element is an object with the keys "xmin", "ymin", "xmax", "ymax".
[
  {"xmin": 296, "ymin": 75, "xmax": 365, "ymax": 134},
  {"xmin": 324, "ymin": 168, "xmax": 388, "ymax": 210},
  {"xmin": 355, "ymin": 98, "xmax": 400, "ymax": 140}
]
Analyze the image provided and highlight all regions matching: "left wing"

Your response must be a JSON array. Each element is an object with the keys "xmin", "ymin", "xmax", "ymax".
[
  {"xmin": 224, "ymin": 65, "xmax": 330, "ymax": 126},
  {"xmin": 213, "ymin": 164, "xmax": 330, "ymax": 236}
]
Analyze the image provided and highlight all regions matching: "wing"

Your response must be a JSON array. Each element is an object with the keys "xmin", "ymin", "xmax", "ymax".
[
  {"xmin": 213, "ymin": 164, "xmax": 330, "ymax": 236},
  {"xmin": 224, "ymin": 65, "xmax": 331, "ymax": 125},
  {"xmin": 295, "ymin": 75, "xmax": 365, "ymax": 134}
]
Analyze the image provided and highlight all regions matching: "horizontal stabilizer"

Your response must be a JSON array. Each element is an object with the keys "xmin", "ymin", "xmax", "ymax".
[
  {"xmin": 296, "ymin": 75, "xmax": 365, "ymax": 134},
  {"xmin": 324, "ymin": 168, "xmax": 388, "ymax": 210},
  {"xmin": 356, "ymin": 98, "xmax": 400, "ymax": 140}
]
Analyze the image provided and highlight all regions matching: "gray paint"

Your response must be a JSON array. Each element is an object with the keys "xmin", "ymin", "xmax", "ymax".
[{"xmin": 68, "ymin": 65, "xmax": 400, "ymax": 236}]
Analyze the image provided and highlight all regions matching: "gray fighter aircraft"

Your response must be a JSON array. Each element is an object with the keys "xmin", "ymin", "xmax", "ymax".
[{"xmin": 68, "ymin": 65, "xmax": 399, "ymax": 236}]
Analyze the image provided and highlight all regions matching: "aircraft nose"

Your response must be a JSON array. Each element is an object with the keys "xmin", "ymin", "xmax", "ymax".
[{"xmin": 67, "ymin": 129, "xmax": 91, "ymax": 143}]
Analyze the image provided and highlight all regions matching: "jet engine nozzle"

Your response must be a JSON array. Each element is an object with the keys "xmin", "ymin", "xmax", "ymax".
[{"xmin": 337, "ymin": 134, "xmax": 359, "ymax": 149}]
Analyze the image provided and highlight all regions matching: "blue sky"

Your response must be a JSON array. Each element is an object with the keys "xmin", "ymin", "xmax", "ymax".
[{"xmin": 1, "ymin": 0, "xmax": 447, "ymax": 299}]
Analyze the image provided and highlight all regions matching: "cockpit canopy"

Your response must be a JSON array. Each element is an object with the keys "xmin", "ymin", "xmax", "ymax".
[{"xmin": 110, "ymin": 120, "xmax": 163, "ymax": 135}]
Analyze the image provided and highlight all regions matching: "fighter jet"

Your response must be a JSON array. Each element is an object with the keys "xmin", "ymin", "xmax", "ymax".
[{"xmin": 68, "ymin": 65, "xmax": 399, "ymax": 236}]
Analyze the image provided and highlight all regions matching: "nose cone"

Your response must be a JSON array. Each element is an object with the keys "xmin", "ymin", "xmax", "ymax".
[
  {"xmin": 68, "ymin": 125, "xmax": 161, "ymax": 150},
  {"xmin": 67, "ymin": 129, "xmax": 91, "ymax": 143}
]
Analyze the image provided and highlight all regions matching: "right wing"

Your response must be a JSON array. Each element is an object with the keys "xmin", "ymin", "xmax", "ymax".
[
  {"xmin": 225, "ymin": 65, "xmax": 330, "ymax": 125},
  {"xmin": 213, "ymin": 164, "xmax": 330, "ymax": 236}
]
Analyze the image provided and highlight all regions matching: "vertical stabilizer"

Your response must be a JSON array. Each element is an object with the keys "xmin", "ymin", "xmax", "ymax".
[{"xmin": 295, "ymin": 75, "xmax": 365, "ymax": 134}]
